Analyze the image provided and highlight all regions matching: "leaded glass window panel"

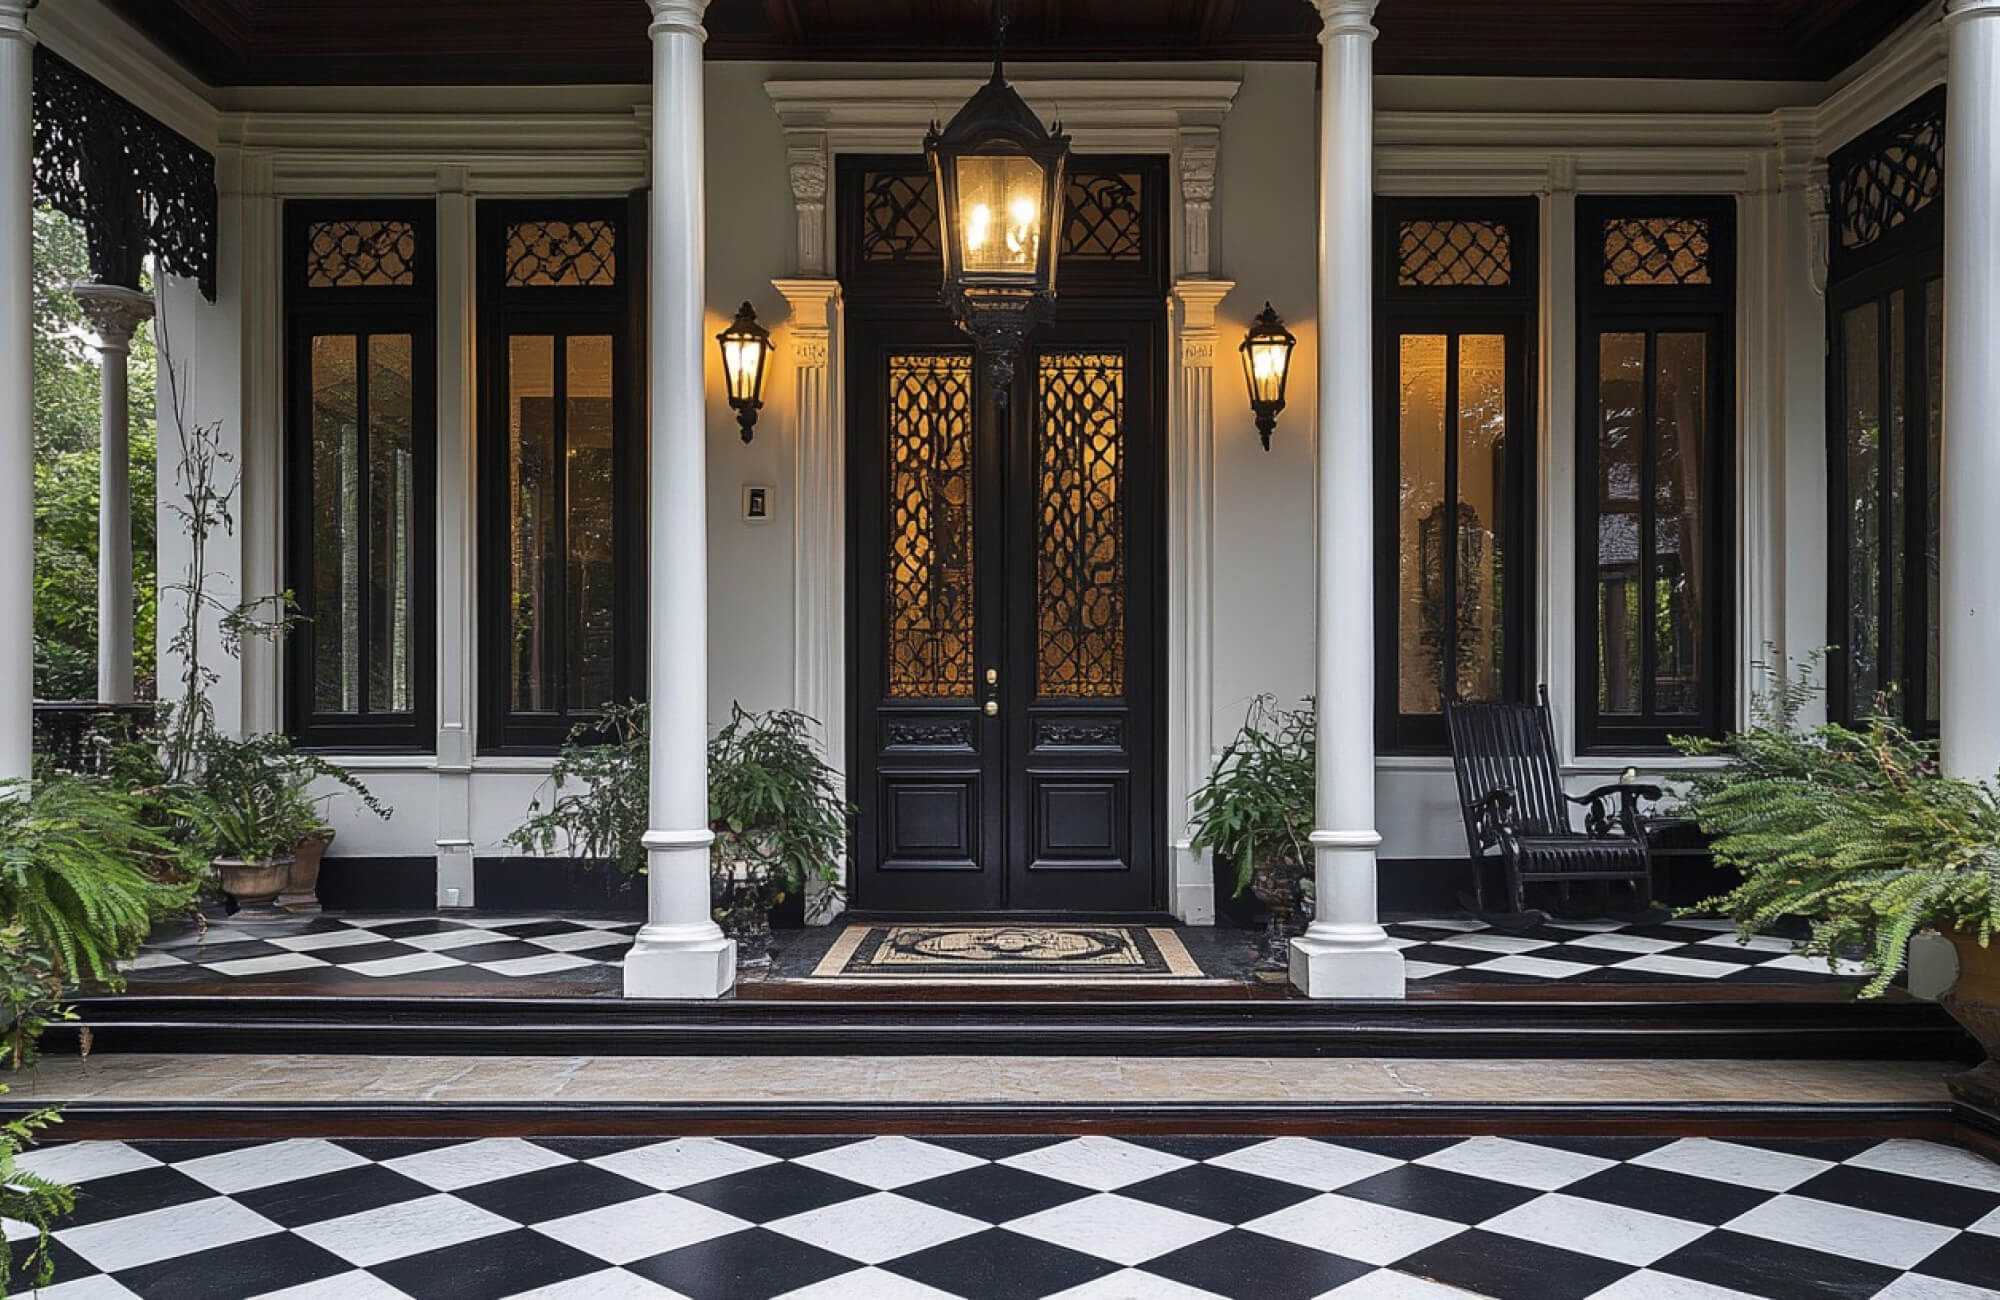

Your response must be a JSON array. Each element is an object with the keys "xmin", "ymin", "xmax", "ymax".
[
  {"xmin": 1037, "ymin": 351, "xmax": 1126, "ymax": 698},
  {"xmin": 505, "ymin": 219, "xmax": 618, "ymax": 287},
  {"xmin": 1398, "ymin": 220, "xmax": 1511, "ymax": 287},
  {"xmin": 306, "ymin": 219, "xmax": 418, "ymax": 288},
  {"xmin": 1837, "ymin": 109, "xmax": 1944, "ymax": 252},
  {"xmin": 1063, "ymin": 170, "xmax": 1144, "ymax": 261},
  {"xmin": 885, "ymin": 352, "xmax": 977, "ymax": 699},
  {"xmin": 1603, "ymin": 217, "xmax": 1712, "ymax": 286}
]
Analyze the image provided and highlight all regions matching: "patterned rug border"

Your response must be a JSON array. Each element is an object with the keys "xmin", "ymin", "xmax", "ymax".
[{"xmin": 810, "ymin": 924, "xmax": 1220, "ymax": 982}]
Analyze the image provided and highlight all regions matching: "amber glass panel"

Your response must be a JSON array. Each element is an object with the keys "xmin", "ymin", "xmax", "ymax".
[
  {"xmin": 306, "ymin": 220, "xmax": 417, "ymax": 288},
  {"xmin": 1604, "ymin": 217, "xmax": 1712, "ymax": 286},
  {"xmin": 1397, "ymin": 334, "xmax": 1449, "ymax": 715},
  {"xmin": 310, "ymin": 335, "xmax": 360, "ymax": 713},
  {"xmin": 1037, "ymin": 352, "xmax": 1126, "ymax": 698},
  {"xmin": 504, "ymin": 221, "xmax": 617, "ymax": 287},
  {"xmin": 1398, "ymin": 221, "xmax": 1512, "ymax": 287},
  {"xmin": 365, "ymin": 334, "xmax": 415, "ymax": 714},
  {"xmin": 566, "ymin": 336, "xmax": 616, "ymax": 712},
  {"xmin": 508, "ymin": 336, "xmax": 557, "ymax": 712},
  {"xmin": 1596, "ymin": 332, "xmax": 1646, "ymax": 716},
  {"xmin": 1653, "ymin": 332, "xmax": 1707, "ymax": 715},
  {"xmin": 1456, "ymin": 335, "xmax": 1508, "ymax": 703},
  {"xmin": 1841, "ymin": 302, "xmax": 1883, "ymax": 707},
  {"xmin": 1925, "ymin": 278, "xmax": 1943, "ymax": 724},
  {"xmin": 954, "ymin": 155, "xmax": 1046, "ymax": 275},
  {"xmin": 885, "ymin": 353, "xmax": 976, "ymax": 699}
]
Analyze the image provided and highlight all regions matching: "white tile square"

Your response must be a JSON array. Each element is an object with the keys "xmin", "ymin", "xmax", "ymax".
[
  {"xmin": 207, "ymin": 952, "xmax": 331, "ymax": 977},
  {"xmin": 269, "ymin": 928, "xmax": 393, "ymax": 953},
  {"xmin": 1586, "ymin": 1271, "xmax": 1767, "ymax": 1299},
  {"xmin": 1415, "ymin": 1137, "xmax": 1616, "ymax": 1191},
  {"xmin": 1430, "ymin": 933, "xmax": 1554, "ymax": 955},
  {"xmin": 1401, "ymin": 961, "xmax": 1458, "ymax": 981},
  {"xmin": 175, "ymin": 1138, "xmax": 369, "ymax": 1194},
  {"xmin": 1006, "ymin": 1192, "xmax": 1228, "ymax": 1266},
  {"xmin": 382, "ymin": 1137, "xmax": 572, "ymax": 1191},
  {"xmin": 347, "ymin": 951, "xmax": 466, "ymax": 978},
  {"xmin": 295, "ymin": 1192, "xmax": 515, "ymax": 1267},
  {"xmin": 1396, "ymin": 918, "xmax": 1490, "ymax": 933},
  {"xmin": 1480, "ymin": 1191, "xmax": 1709, "ymax": 1266},
  {"xmin": 526, "ymin": 929, "xmax": 637, "ymax": 953},
  {"xmin": 15, "ymin": 1278, "xmax": 144, "ymax": 1300},
  {"xmin": 778, "ymin": 1267, "xmax": 966, "ymax": 1299},
  {"xmin": 1629, "ymin": 1139, "xmax": 1833, "ymax": 1192},
  {"xmin": 588, "ymin": 1138, "xmax": 778, "ymax": 1191},
  {"xmin": 1874, "ymin": 1274, "xmax": 2000, "ymax": 1300},
  {"xmin": 251, "ymin": 1272, "xmax": 419, "ymax": 1299},
  {"xmin": 1724, "ymin": 1194, "xmax": 1956, "ymax": 1269},
  {"xmin": 1561, "ymin": 933, "xmax": 1687, "ymax": 955},
  {"xmin": 1610, "ymin": 954, "xmax": 1744, "ymax": 980},
  {"xmin": 1466, "ymin": 954, "xmax": 1600, "ymax": 979},
  {"xmin": 532, "ymin": 1191, "xmax": 749, "ymax": 1264},
  {"xmin": 1848, "ymin": 1139, "xmax": 2000, "ymax": 1194},
  {"xmin": 797, "ymin": 1137, "xmax": 988, "ymax": 1190},
  {"xmin": 59, "ymin": 1196, "xmax": 280, "ymax": 1272},
  {"xmin": 153, "ymin": 926, "xmax": 256, "ymax": 948},
  {"xmin": 484, "ymin": 952, "xmax": 601, "ymax": 976},
  {"xmin": 16, "ymin": 1142, "xmax": 160, "ymax": 1184},
  {"xmin": 1662, "ymin": 919, "xmax": 1744, "ymax": 933},
  {"xmin": 1043, "ymin": 1269, "xmax": 1229, "ymax": 1299},
  {"xmin": 1317, "ymin": 1271, "xmax": 1502, "ymax": 1298},
  {"xmin": 1243, "ymin": 1192, "xmax": 1464, "ymax": 1267},
  {"xmin": 1540, "ymin": 919, "xmax": 1634, "ymax": 934},
  {"xmin": 508, "ymin": 1269, "xmax": 688, "ymax": 1299},
  {"xmin": 397, "ymin": 928, "xmax": 518, "ymax": 952},
  {"xmin": 769, "ymin": 1191, "xmax": 985, "ymax": 1264},
  {"xmin": 1695, "ymin": 933, "xmax": 1797, "ymax": 955},
  {"xmin": 1208, "ymin": 1138, "xmax": 1402, "ymax": 1192},
  {"xmin": 998, "ymin": 1137, "xmax": 1192, "ymax": 1191},
  {"xmin": 1759, "ymin": 954, "xmax": 1870, "ymax": 977},
  {"xmin": 1973, "ymin": 1203, "xmax": 2000, "ymax": 1238},
  {"xmin": 118, "ymin": 951, "xmax": 189, "ymax": 971}
]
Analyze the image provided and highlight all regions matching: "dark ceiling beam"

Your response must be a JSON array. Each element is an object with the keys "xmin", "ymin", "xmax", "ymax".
[{"xmin": 764, "ymin": 0, "xmax": 806, "ymax": 44}]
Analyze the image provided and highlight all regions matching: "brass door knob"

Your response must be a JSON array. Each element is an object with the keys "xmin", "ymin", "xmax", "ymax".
[{"xmin": 984, "ymin": 700, "xmax": 999, "ymax": 716}]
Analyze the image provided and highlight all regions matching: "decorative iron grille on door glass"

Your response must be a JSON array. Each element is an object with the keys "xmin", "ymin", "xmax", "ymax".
[
  {"xmin": 1827, "ymin": 89, "xmax": 1945, "ymax": 734},
  {"xmin": 1037, "ymin": 352, "xmax": 1127, "ymax": 698},
  {"xmin": 1576, "ymin": 195, "xmax": 1736, "ymax": 751},
  {"xmin": 1375, "ymin": 199, "xmax": 1537, "ymax": 752},
  {"xmin": 858, "ymin": 163, "xmax": 1147, "ymax": 264},
  {"xmin": 885, "ymin": 353, "xmax": 978, "ymax": 699},
  {"xmin": 477, "ymin": 200, "xmax": 642, "ymax": 752},
  {"xmin": 283, "ymin": 201, "xmax": 438, "ymax": 750}
]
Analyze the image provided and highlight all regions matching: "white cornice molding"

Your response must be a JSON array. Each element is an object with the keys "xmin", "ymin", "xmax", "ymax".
[
  {"xmin": 1816, "ymin": 2, "xmax": 1946, "ymax": 152},
  {"xmin": 765, "ymin": 77, "xmax": 1239, "ymax": 153},
  {"xmin": 222, "ymin": 110, "xmax": 649, "ymax": 194}
]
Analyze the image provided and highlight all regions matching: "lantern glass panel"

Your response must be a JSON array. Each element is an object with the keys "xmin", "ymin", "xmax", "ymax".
[
  {"xmin": 954, "ymin": 153, "xmax": 1047, "ymax": 276},
  {"xmin": 722, "ymin": 333, "xmax": 767, "ymax": 404},
  {"xmin": 1244, "ymin": 336, "xmax": 1291, "ymax": 406}
]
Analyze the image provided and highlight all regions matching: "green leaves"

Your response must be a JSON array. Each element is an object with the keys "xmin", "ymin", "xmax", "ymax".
[
  {"xmin": 707, "ymin": 704, "xmax": 851, "ymax": 907},
  {"xmin": 1188, "ymin": 696, "xmax": 1316, "ymax": 895},
  {"xmin": 510, "ymin": 702, "xmax": 652, "ymax": 877}
]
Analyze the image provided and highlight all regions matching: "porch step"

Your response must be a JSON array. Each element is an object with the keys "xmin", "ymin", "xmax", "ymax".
[{"xmin": 54, "ymin": 992, "xmax": 1972, "ymax": 1061}]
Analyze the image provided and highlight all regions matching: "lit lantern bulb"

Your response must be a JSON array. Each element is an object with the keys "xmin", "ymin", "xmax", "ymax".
[
  {"xmin": 967, "ymin": 203, "xmax": 992, "ymax": 252},
  {"xmin": 1006, "ymin": 194, "xmax": 1037, "ymax": 256}
]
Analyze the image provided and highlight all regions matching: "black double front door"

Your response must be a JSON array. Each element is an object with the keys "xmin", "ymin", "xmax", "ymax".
[{"xmin": 848, "ymin": 313, "xmax": 1163, "ymax": 915}]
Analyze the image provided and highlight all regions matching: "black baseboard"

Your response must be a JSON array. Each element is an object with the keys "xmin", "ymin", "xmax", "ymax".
[
  {"xmin": 470, "ymin": 858, "xmax": 807, "ymax": 927},
  {"xmin": 315, "ymin": 857, "xmax": 437, "ymax": 911}
]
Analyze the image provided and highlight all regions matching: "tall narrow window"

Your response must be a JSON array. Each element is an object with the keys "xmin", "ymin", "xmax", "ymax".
[
  {"xmin": 1828, "ymin": 91, "xmax": 1944, "ymax": 733},
  {"xmin": 284, "ymin": 203, "xmax": 436, "ymax": 750},
  {"xmin": 478, "ymin": 200, "xmax": 642, "ymax": 752},
  {"xmin": 1577, "ymin": 197, "xmax": 1735, "ymax": 750},
  {"xmin": 1376, "ymin": 199, "xmax": 1537, "ymax": 751}
]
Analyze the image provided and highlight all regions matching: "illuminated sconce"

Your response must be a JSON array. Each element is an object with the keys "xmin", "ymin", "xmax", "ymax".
[
  {"xmin": 1240, "ymin": 302, "xmax": 1296, "ymax": 451},
  {"xmin": 717, "ymin": 301, "xmax": 773, "ymax": 443}
]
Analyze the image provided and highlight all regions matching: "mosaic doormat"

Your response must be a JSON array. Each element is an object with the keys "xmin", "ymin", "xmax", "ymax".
[{"xmin": 811, "ymin": 923, "xmax": 1213, "ymax": 981}]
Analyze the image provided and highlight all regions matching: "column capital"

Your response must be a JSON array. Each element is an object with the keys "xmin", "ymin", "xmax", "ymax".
[
  {"xmin": 0, "ymin": 1, "xmax": 34, "ymax": 44},
  {"xmin": 1172, "ymin": 277, "xmax": 1235, "ymax": 333},
  {"xmin": 1945, "ymin": 0, "xmax": 2000, "ymax": 24},
  {"xmin": 647, "ymin": 0, "xmax": 709, "ymax": 41},
  {"xmin": 1311, "ymin": 0, "xmax": 1380, "ymax": 40},
  {"xmin": 69, "ymin": 283, "xmax": 156, "ymax": 354}
]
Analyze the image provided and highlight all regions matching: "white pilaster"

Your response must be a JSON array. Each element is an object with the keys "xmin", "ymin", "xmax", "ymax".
[
  {"xmin": 0, "ymin": 2, "xmax": 32, "ymax": 781},
  {"xmin": 626, "ymin": 0, "xmax": 735, "ymax": 998},
  {"xmin": 435, "ymin": 168, "xmax": 478, "ymax": 907},
  {"xmin": 1292, "ymin": 0, "xmax": 1404, "ymax": 999},
  {"xmin": 70, "ymin": 284, "xmax": 156, "ymax": 706},
  {"xmin": 1942, "ymin": 0, "xmax": 2000, "ymax": 782}
]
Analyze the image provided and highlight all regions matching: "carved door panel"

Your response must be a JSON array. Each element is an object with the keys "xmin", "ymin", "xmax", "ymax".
[{"xmin": 849, "ymin": 316, "xmax": 1161, "ymax": 915}]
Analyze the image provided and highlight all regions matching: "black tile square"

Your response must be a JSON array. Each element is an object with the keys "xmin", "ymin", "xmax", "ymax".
[
  {"xmin": 627, "ymin": 1227, "xmax": 854, "ymax": 1300},
  {"xmin": 1339, "ymin": 1163, "xmax": 1543, "ymax": 1225},
  {"xmin": 5, "ymin": 1235, "xmax": 95, "ymax": 1295},
  {"xmin": 183, "ymin": 940, "xmax": 293, "ymax": 963},
  {"xmin": 436, "ymin": 941, "xmax": 558, "ymax": 964},
  {"xmin": 454, "ymin": 1161, "xmax": 655, "ymax": 1224},
  {"xmin": 1391, "ymin": 1227, "xmax": 1634, "ymax": 1300},
  {"xmin": 918, "ymin": 1136, "xmax": 1063, "ymax": 1161},
  {"xmin": 1653, "ymin": 1228, "xmax": 1899, "ymax": 1300},
  {"xmin": 1322, "ymin": 1137, "xmax": 1462, "ymax": 1162},
  {"xmin": 1121, "ymin": 1164, "xmax": 1319, "ymax": 1224},
  {"xmin": 1563, "ymin": 1163, "xmax": 1771, "ymax": 1226},
  {"xmin": 63, "ymin": 1166, "xmax": 215, "ymax": 1227},
  {"xmin": 729, "ymin": 1136, "xmax": 884, "ymax": 1159},
  {"xmin": 1791, "ymin": 1164, "xmax": 2000, "ymax": 1229},
  {"xmin": 1124, "ymin": 1137, "xmax": 1263, "ymax": 1162},
  {"xmin": 238, "ymin": 1164, "xmax": 435, "ymax": 1228},
  {"xmin": 129, "ymin": 1139, "xmax": 263, "ymax": 1164},
  {"xmin": 111, "ymin": 1230, "xmax": 350, "ymax": 1300},
  {"xmin": 361, "ymin": 918, "xmax": 462, "ymax": 938},
  {"xmin": 899, "ymin": 1165, "xmax": 1094, "ymax": 1224},
  {"xmin": 528, "ymin": 1137, "xmax": 652, "ymax": 1160},
  {"xmin": 1912, "ymin": 1229, "xmax": 2000, "ymax": 1292},
  {"xmin": 674, "ymin": 1161, "xmax": 875, "ymax": 1223},
  {"xmin": 374, "ymin": 1227, "xmax": 607, "ymax": 1300},
  {"xmin": 486, "ymin": 920, "xmax": 586, "ymax": 940},
  {"xmin": 332, "ymin": 1138, "xmax": 462, "ymax": 1161},
  {"xmin": 1142, "ymin": 1228, "xmax": 1373, "ymax": 1300},
  {"xmin": 306, "ymin": 940, "xmax": 423, "ymax": 966},
  {"xmin": 1528, "ymin": 1136, "xmax": 1672, "ymax": 1161},
  {"xmin": 887, "ymin": 1227, "xmax": 1120, "ymax": 1300},
  {"xmin": 1737, "ymin": 1137, "xmax": 1885, "ymax": 1162}
]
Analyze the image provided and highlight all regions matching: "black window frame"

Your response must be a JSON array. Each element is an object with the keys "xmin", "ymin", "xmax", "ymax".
[
  {"xmin": 475, "ymin": 196, "xmax": 648, "ymax": 754},
  {"xmin": 1373, "ymin": 196, "xmax": 1540, "ymax": 753},
  {"xmin": 1575, "ymin": 194, "xmax": 1737, "ymax": 753},
  {"xmin": 283, "ymin": 199, "xmax": 439, "ymax": 752},
  {"xmin": 1825, "ymin": 88, "xmax": 1945, "ymax": 735}
]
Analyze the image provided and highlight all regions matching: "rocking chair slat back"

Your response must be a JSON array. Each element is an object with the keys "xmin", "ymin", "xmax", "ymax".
[{"xmin": 1445, "ymin": 685, "xmax": 1571, "ymax": 843}]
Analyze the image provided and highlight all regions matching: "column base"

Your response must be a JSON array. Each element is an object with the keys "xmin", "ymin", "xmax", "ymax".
[
  {"xmin": 1289, "ymin": 930, "xmax": 1407, "ymax": 999},
  {"xmin": 622, "ymin": 925, "xmax": 737, "ymax": 999}
]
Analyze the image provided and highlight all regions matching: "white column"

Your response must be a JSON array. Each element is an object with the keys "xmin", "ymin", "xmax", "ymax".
[
  {"xmin": 1942, "ymin": 0, "xmax": 2000, "ymax": 783},
  {"xmin": 626, "ymin": 0, "xmax": 734, "ymax": 998},
  {"xmin": 71, "ymin": 285, "xmax": 155, "ymax": 706},
  {"xmin": 0, "ymin": 2, "xmax": 31, "ymax": 781},
  {"xmin": 1292, "ymin": 0, "xmax": 1404, "ymax": 999}
]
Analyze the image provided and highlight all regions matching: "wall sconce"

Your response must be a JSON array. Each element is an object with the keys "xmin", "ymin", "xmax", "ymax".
[
  {"xmin": 717, "ymin": 301, "xmax": 773, "ymax": 443},
  {"xmin": 1240, "ymin": 302, "xmax": 1296, "ymax": 451}
]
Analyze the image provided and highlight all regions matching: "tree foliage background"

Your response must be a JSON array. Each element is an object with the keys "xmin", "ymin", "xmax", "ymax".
[{"xmin": 34, "ymin": 208, "xmax": 157, "ymax": 700}]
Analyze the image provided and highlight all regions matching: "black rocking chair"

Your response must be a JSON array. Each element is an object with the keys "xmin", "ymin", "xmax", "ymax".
[{"xmin": 1445, "ymin": 686, "xmax": 1662, "ymax": 919}]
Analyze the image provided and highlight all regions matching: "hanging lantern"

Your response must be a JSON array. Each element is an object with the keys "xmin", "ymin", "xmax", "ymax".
[
  {"xmin": 1240, "ymin": 302, "xmax": 1297, "ymax": 451},
  {"xmin": 925, "ymin": 3, "xmax": 1069, "ymax": 399},
  {"xmin": 716, "ymin": 301, "xmax": 773, "ymax": 443}
]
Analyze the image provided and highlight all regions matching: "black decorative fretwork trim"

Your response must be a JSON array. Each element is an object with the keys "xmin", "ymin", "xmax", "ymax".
[
  {"xmin": 33, "ymin": 49, "xmax": 218, "ymax": 301},
  {"xmin": 859, "ymin": 172, "xmax": 942, "ymax": 261},
  {"xmin": 883, "ymin": 719, "xmax": 974, "ymax": 748},
  {"xmin": 1033, "ymin": 718, "xmax": 1123, "ymax": 748},
  {"xmin": 1835, "ymin": 107, "xmax": 1944, "ymax": 253},
  {"xmin": 1063, "ymin": 169, "xmax": 1143, "ymax": 261}
]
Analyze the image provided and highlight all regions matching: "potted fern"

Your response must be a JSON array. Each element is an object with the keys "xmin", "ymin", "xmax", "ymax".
[
  {"xmin": 1676, "ymin": 670, "xmax": 2000, "ymax": 1113},
  {"xmin": 1188, "ymin": 696, "xmax": 1316, "ymax": 968},
  {"xmin": 510, "ymin": 702, "xmax": 650, "ymax": 905}
]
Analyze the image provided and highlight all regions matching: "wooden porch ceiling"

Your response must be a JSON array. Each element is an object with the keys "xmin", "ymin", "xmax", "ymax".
[{"xmin": 105, "ymin": 0, "xmax": 1932, "ymax": 87}]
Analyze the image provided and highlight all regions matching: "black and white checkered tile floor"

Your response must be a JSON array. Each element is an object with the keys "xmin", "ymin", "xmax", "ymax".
[
  {"xmin": 121, "ymin": 915, "xmax": 639, "ymax": 983},
  {"xmin": 1387, "ymin": 916, "xmax": 1868, "ymax": 985},
  {"xmin": 11, "ymin": 1133, "xmax": 1997, "ymax": 1298}
]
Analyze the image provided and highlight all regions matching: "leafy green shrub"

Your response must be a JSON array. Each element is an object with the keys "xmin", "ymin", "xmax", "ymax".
[
  {"xmin": 175, "ymin": 731, "xmax": 388, "ymax": 865},
  {"xmin": 1188, "ymin": 696, "xmax": 1316, "ymax": 895},
  {"xmin": 1676, "ymin": 670, "xmax": 2000, "ymax": 996},
  {"xmin": 511, "ymin": 702, "xmax": 651, "ymax": 876},
  {"xmin": 708, "ymin": 705, "xmax": 849, "ymax": 904},
  {"xmin": 0, "ymin": 1107, "xmax": 75, "ymax": 1297}
]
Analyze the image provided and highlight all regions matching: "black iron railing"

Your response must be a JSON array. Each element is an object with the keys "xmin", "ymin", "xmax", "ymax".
[{"xmin": 32, "ymin": 702, "xmax": 154, "ymax": 776}]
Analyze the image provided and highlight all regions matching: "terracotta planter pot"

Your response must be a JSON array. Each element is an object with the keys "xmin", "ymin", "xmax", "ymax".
[
  {"xmin": 216, "ymin": 857, "xmax": 294, "ymax": 911},
  {"xmin": 283, "ymin": 827, "xmax": 335, "ymax": 905},
  {"xmin": 1943, "ymin": 930, "xmax": 2000, "ymax": 1115},
  {"xmin": 711, "ymin": 830, "xmax": 786, "ymax": 968}
]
